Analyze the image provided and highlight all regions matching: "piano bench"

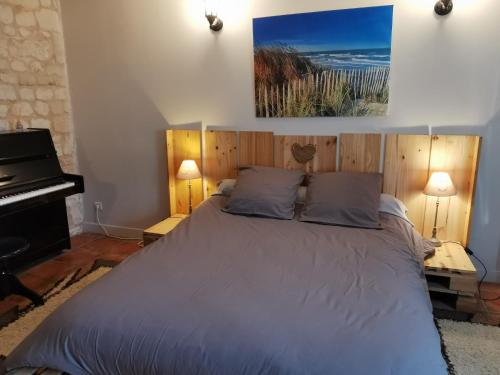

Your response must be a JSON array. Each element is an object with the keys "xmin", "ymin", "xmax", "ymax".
[{"xmin": 0, "ymin": 237, "xmax": 44, "ymax": 306}]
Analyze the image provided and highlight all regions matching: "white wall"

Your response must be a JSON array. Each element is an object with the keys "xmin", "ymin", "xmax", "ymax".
[
  {"xmin": 60, "ymin": 0, "xmax": 500, "ymax": 280},
  {"xmin": 469, "ymin": 79, "xmax": 500, "ymax": 281}
]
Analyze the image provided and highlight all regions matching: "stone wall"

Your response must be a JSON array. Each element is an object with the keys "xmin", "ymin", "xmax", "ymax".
[{"xmin": 0, "ymin": 0, "xmax": 82, "ymax": 233}]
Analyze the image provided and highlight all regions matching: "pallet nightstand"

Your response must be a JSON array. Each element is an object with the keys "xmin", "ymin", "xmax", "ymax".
[
  {"xmin": 424, "ymin": 242, "xmax": 478, "ymax": 315},
  {"xmin": 143, "ymin": 214, "xmax": 188, "ymax": 246}
]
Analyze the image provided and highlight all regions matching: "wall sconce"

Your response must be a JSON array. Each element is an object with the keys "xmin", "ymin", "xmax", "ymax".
[
  {"xmin": 205, "ymin": 0, "xmax": 223, "ymax": 31},
  {"xmin": 434, "ymin": 0, "xmax": 453, "ymax": 16}
]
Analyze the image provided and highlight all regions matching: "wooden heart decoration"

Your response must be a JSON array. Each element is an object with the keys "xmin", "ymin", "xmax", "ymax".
[{"xmin": 291, "ymin": 143, "xmax": 316, "ymax": 164}]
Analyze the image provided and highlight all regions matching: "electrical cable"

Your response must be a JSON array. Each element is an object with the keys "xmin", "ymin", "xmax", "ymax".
[
  {"xmin": 95, "ymin": 206, "xmax": 143, "ymax": 243},
  {"xmin": 442, "ymin": 241, "xmax": 500, "ymax": 302},
  {"xmin": 469, "ymin": 252, "xmax": 500, "ymax": 302}
]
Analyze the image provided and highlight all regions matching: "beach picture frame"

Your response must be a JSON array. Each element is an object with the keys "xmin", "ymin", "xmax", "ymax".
[{"xmin": 252, "ymin": 5, "xmax": 394, "ymax": 118}]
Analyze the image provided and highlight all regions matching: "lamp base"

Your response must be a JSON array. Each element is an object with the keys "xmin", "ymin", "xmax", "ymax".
[
  {"xmin": 206, "ymin": 15, "xmax": 223, "ymax": 31},
  {"xmin": 429, "ymin": 237, "xmax": 442, "ymax": 248}
]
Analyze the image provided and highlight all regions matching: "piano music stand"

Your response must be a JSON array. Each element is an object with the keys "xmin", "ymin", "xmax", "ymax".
[{"xmin": 0, "ymin": 237, "xmax": 44, "ymax": 306}]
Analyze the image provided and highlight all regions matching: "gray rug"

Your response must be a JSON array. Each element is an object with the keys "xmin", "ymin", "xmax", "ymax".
[{"xmin": 436, "ymin": 319, "xmax": 500, "ymax": 374}]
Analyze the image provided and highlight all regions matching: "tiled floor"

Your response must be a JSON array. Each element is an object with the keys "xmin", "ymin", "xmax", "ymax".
[
  {"xmin": 1, "ymin": 233, "xmax": 500, "ymax": 326},
  {"xmin": 0, "ymin": 233, "xmax": 141, "ymax": 322},
  {"xmin": 475, "ymin": 282, "xmax": 500, "ymax": 325}
]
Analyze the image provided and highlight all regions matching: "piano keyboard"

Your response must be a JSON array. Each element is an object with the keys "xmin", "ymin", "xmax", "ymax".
[{"xmin": 0, "ymin": 181, "xmax": 76, "ymax": 207}]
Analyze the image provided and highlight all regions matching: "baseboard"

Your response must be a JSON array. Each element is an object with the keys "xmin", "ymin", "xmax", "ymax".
[
  {"xmin": 83, "ymin": 221, "xmax": 143, "ymax": 239},
  {"xmin": 69, "ymin": 225, "xmax": 83, "ymax": 237},
  {"xmin": 486, "ymin": 270, "xmax": 500, "ymax": 283}
]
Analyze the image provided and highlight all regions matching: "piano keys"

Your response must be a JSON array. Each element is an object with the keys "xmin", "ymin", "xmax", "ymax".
[
  {"xmin": 0, "ymin": 181, "xmax": 75, "ymax": 207},
  {"xmin": 0, "ymin": 128, "xmax": 84, "ymax": 270}
]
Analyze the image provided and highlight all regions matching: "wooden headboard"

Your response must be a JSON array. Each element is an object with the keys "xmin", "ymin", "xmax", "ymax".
[{"xmin": 166, "ymin": 130, "xmax": 481, "ymax": 246}]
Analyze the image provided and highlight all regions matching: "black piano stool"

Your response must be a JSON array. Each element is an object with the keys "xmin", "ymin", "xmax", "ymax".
[{"xmin": 0, "ymin": 237, "xmax": 44, "ymax": 306}]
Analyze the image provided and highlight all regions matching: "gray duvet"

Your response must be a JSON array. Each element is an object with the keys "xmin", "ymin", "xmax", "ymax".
[{"xmin": 3, "ymin": 197, "xmax": 447, "ymax": 375}]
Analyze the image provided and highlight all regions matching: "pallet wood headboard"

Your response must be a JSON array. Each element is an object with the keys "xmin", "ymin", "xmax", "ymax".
[{"xmin": 166, "ymin": 130, "xmax": 481, "ymax": 246}]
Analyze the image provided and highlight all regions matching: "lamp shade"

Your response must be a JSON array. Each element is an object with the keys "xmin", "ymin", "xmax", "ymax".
[
  {"xmin": 177, "ymin": 160, "xmax": 201, "ymax": 180},
  {"xmin": 424, "ymin": 172, "xmax": 457, "ymax": 197}
]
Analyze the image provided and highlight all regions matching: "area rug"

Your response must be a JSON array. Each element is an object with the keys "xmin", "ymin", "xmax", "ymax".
[
  {"xmin": 0, "ymin": 264, "xmax": 112, "ymax": 358},
  {"xmin": 436, "ymin": 319, "xmax": 500, "ymax": 375}
]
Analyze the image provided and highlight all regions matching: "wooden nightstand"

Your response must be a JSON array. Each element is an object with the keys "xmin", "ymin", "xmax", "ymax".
[
  {"xmin": 142, "ymin": 214, "xmax": 188, "ymax": 246},
  {"xmin": 424, "ymin": 242, "xmax": 478, "ymax": 315}
]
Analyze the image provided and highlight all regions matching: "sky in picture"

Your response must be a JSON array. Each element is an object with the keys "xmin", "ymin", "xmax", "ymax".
[{"xmin": 253, "ymin": 6, "xmax": 393, "ymax": 53}]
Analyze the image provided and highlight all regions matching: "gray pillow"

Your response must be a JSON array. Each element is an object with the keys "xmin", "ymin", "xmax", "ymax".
[
  {"xmin": 223, "ymin": 166, "xmax": 305, "ymax": 220},
  {"xmin": 300, "ymin": 172, "xmax": 382, "ymax": 229}
]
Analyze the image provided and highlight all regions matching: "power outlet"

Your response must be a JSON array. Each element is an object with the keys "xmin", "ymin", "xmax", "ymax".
[{"xmin": 94, "ymin": 201, "xmax": 103, "ymax": 211}]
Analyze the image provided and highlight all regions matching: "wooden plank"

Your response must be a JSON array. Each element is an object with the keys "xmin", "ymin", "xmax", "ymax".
[
  {"xmin": 166, "ymin": 130, "xmax": 176, "ymax": 216},
  {"xmin": 449, "ymin": 277, "xmax": 478, "ymax": 294},
  {"xmin": 382, "ymin": 134, "xmax": 398, "ymax": 195},
  {"xmin": 424, "ymin": 242, "xmax": 476, "ymax": 274},
  {"xmin": 464, "ymin": 137, "xmax": 481, "ymax": 245},
  {"xmin": 273, "ymin": 135, "xmax": 336, "ymax": 173},
  {"xmin": 422, "ymin": 135, "xmax": 481, "ymax": 244},
  {"xmin": 204, "ymin": 130, "xmax": 238, "ymax": 196},
  {"xmin": 143, "ymin": 214, "xmax": 187, "ymax": 246},
  {"xmin": 144, "ymin": 214, "xmax": 187, "ymax": 236},
  {"xmin": 339, "ymin": 133, "xmax": 381, "ymax": 172},
  {"xmin": 383, "ymin": 134, "xmax": 431, "ymax": 233},
  {"xmin": 166, "ymin": 130, "xmax": 202, "ymax": 216},
  {"xmin": 456, "ymin": 295, "xmax": 479, "ymax": 314},
  {"xmin": 239, "ymin": 131, "xmax": 274, "ymax": 167},
  {"xmin": 426, "ymin": 281, "xmax": 475, "ymax": 297},
  {"xmin": 310, "ymin": 136, "xmax": 337, "ymax": 173}
]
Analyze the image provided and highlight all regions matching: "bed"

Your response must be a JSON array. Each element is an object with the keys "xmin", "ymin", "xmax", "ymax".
[{"xmin": 2, "ymin": 195, "xmax": 447, "ymax": 374}]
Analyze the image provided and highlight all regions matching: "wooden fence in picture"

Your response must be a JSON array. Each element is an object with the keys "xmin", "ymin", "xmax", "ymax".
[{"xmin": 255, "ymin": 66, "xmax": 390, "ymax": 118}]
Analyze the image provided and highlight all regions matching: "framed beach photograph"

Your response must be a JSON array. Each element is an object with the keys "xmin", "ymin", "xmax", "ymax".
[{"xmin": 252, "ymin": 6, "xmax": 394, "ymax": 118}]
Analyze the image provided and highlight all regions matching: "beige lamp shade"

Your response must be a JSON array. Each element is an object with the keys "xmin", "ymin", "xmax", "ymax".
[
  {"xmin": 177, "ymin": 160, "xmax": 201, "ymax": 180},
  {"xmin": 424, "ymin": 172, "xmax": 457, "ymax": 197}
]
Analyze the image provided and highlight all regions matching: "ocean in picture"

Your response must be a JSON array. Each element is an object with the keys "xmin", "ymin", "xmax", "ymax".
[
  {"xmin": 253, "ymin": 6, "xmax": 394, "ymax": 118},
  {"xmin": 301, "ymin": 48, "xmax": 391, "ymax": 70}
]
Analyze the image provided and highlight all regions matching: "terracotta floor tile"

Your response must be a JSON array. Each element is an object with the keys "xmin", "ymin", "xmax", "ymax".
[
  {"xmin": 70, "ymin": 233, "xmax": 104, "ymax": 248},
  {"xmin": 97, "ymin": 253, "xmax": 131, "ymax": 264},
  {"xmin": 481, "ymin": 284, "xmax": 499, "ymax": 296},
  {"xmin": 480, "ymin": 282, "xmax": 500, "ymax": 314},
  {"xmin": 486, "ymin": 300, "xmax": 500, "ymax": 312},
  {"xmin": 23, "ymin": 260, "xmax": 79, "ymax": 285},
  {"xmin": 0, "ymin": 298, "xmax": 19, "ymax": 317},
  {"xmin": 53, "ymin": 249, "xmax": 98, "ymax": 267},
  {"xmin": 104, "ymin": 242, "xmax": 141, "ymax": 256},
  {"xmin": 80, "ymin": 240, "xmax": 141, "ymax": 260},
  {"xmin": 80, "ymin": 237, "xmax": 131, "ymax": 249}
]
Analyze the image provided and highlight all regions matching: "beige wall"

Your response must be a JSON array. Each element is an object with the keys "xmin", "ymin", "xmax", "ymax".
[
  {"xmin": 0, "ymin": 0, "xmax": 82, "ymax": 233},
  {"xmin": 60, "ymin": 0, "xmax": 500, "ymax": 280}
]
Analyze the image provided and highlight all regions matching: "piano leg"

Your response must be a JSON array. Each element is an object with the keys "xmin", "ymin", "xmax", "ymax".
[{"xmin": 0, "ymin": 271, "xmax": 44, "ymax": 306}]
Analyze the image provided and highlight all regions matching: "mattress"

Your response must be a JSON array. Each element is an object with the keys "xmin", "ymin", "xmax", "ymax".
[{"xmin": 2, "ymin": 196, "xmax": 447, "ymax": 374}]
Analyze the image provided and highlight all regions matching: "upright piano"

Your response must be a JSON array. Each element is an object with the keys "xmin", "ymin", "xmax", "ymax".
[{"xmin": 0, "ymin": 129, "xmax": 84, "ymax": 270}]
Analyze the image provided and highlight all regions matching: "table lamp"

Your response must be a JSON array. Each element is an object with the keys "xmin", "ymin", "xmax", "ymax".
[
  {"xmin": 177, "ymin": 160, "xmax": 201, "ymax": 214},
  {"xmin": 424, "ymin": 171, "xmax": 457, "ymax": 247}
]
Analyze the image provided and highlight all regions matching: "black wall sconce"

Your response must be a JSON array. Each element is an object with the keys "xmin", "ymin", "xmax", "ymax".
[
  {"xmin": 435, "ymin": 0, "xmax": 453, "ymax": 16},
  {"xmin": 205, "ymin": 0, "xmax": 223, "ymax": 31}
]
